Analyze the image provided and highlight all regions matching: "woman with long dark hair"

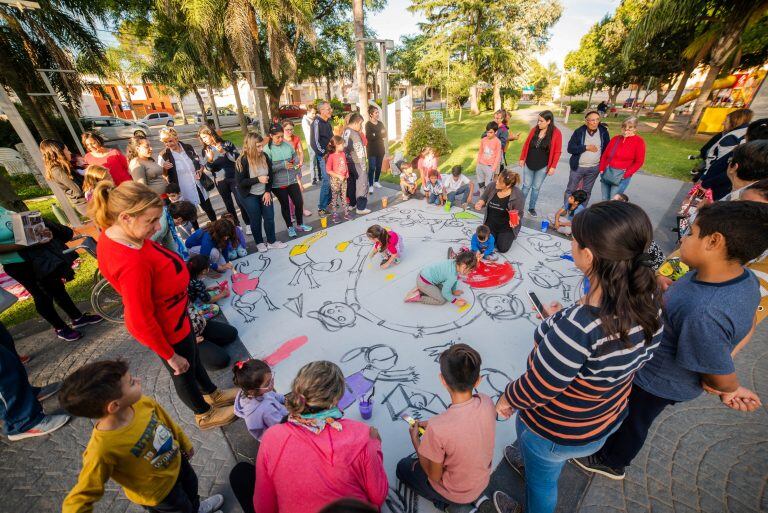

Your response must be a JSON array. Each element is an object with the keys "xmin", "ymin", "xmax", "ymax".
[
  {"xmin": 492, "ymin": 201, "xmax": 663, "ymax": 513},
  {"xmin": 365, "ymin": 107, "xmax": 387, "ymax": 192},
  {"xmin": 518, "ymin": 110, "xmax": 562, "ymax": 217},
  {"xmin": 199, "ymin": 126, "xmax": 250, "ymax": 230},
  {"xmin": 473, "ymin": 169, "xmax": 524, "ymax": 253},
  {"xmin": 126, "ymin": 136, "xmax": 168, "ymax": 195},
  {"xmin": 81, "ymin": 131, "xmax": 132, "ymax": 186},
  {"xmin": 39, "ymin": 139, "xmax": 88, "ymax": 216}
]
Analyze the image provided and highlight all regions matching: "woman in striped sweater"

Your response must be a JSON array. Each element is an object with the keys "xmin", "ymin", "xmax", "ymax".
[{"xmin": 493, "ymin": 201, "xmax": 663, "ymax": 513}]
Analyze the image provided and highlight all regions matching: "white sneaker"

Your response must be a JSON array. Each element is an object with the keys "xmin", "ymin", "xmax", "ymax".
[
  {"xmin": 198, "ymin": 494, "xmax": 224, "ymax": 513},
  {"xmin": 256, "ymin": 243, "xmax": 268, "ymax": 253},
  {"xmin": 373, "ymin": 182, "xmax": 382, "ymax": 188},
  {"xmin": 356, "ymin": 208, "xmax": 371, "ymax": 215},
  {"xmin": 368, "ymin": 186, "xmax": 374, "ymax": 194},
  {"xmin": 244, "ymin": 226, "xmax": 252, "ymax": 235},
  {"xmin": 267, "ymin": 241, "xmax": 287, "ymax": 250},
  {"xmin": 8, "ymin": 414, "xmax": 70, "ymax": 441}
]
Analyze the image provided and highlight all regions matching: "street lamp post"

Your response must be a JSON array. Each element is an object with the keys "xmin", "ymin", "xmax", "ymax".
[{"xmin": 355, "ymin": 38, "xmax": 395, "ymax": 135}]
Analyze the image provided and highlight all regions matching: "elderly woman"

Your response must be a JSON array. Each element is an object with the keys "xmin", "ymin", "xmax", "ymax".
[
  {"xmin": 157, "ymin": 127, "xmax": 217, "ymax": 223},
  {"xmin": 81, "ymin": 132, "xmax": 132, "ymax": 186},
  {"xmin": 228, "ymin": 360, "xmax": 388, "ymax": 513},
  {"xmin": 598, "ymin": 117, "xmax": 646, "ymax": 200}
]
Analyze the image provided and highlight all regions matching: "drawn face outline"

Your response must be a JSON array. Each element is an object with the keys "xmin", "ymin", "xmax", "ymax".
[
  {"xmin": 307, "ymin": 301, "xmax": 358, "ymax": 331},
  {"xmin": 366, "ymin": 345, "xmax": 398, "ymax": 371},
  {"xmin": 479, "ymin": 293, "xmax": 528, "ymax": 321}
]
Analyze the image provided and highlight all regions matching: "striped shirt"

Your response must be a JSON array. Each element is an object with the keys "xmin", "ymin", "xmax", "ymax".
[{"xmin": 505, "ymin": 304, "xmax": 663, "ymax": 445}]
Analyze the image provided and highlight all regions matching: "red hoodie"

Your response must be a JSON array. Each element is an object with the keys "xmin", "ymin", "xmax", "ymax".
[
  {"xmin": 254, "ymin": 419, "xmax": 388, "ymax": 513},
  {"xmin": 599, "ymin": 135, "xmax": 646, "ymax": 178}
]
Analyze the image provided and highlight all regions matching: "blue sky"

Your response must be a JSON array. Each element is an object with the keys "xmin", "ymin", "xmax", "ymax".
[{"xmin": 367, "ymin": 0, "xmax": 618, "ymax": 69}]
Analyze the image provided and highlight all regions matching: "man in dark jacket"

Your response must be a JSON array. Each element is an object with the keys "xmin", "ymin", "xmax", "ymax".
[
  {"xmin": 564, "ymin": 111, "xmax": 610, "ymax": 207},
  {"xmin": 310, "ymin": 101, "xmax": 334, "ymax": 215}
]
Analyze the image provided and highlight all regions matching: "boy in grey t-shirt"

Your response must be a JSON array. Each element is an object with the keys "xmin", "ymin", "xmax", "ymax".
[{"xmin": 573, "ymin": 201, "xmax": 768, "ymax": 480}]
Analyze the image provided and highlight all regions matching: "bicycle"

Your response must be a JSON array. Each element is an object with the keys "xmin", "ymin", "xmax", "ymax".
[{"xmin": 63, "ymin": 235, "xmax": 124, "ymax": 323}]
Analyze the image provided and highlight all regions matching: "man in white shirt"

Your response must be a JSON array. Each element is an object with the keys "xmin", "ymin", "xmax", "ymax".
[
  {"xmin": 301, "ymin": 106, "xmax": 318, "ymax": 184},
  {"xmin": 442, "ymin": 166, "xmax": 474, "ymax": 208}
]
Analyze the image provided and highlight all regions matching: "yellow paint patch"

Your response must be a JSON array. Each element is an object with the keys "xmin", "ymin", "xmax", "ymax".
[
  {"xmin": 457, "ymin": 303, "xmax": 470, "ymax": 312},
  {"xmin": 336, "ymin": 241, "xmax": 350, "ymax": 252},
  {"xmin": 385, "ymin": 273, "xmax": 395, "ymax": 281},
  {"xmin": 290, "ymin": 244, "xmax": 309, "ymax": 257}
]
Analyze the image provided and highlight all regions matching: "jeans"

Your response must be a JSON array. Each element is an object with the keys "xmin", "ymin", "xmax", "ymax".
[
  {"xmin": 563, "ymin": 165, "xmax": 599, "ymax": 208},
  {"xmin": 216, "ymin": 177, "xmax": 250, "ymax": 226},
  {"xmin": 160, "ymin": 329, "xmax": 217, "ymax": 415},
  {"xmin": 428, "ymin": 193, "xmax": 441, "ymax": 205},
  {"xmin": 446, "ymin": 184, "xmax": 470, "ymax": 205},
  {"xmin": 600, "ymin": 174, "xmax": 632, "ymax": 201},
  {"xmin": 242, "ymin": 194, "xmax": 276, "ymax": 244},
  {"xmin": 598, "ymin": 384, "xmax": 677, "ymax": 471},
  {"xmin": 396, "ymin": 456, "xmax": 461, "ymax": 510},
  {"xmin": 516, "ymin": 415, "xmax": 616, "ymax": 513},
  {"xmin": 316, "ymin": 154, "xmax": 331, "ymax": 211},
  {"xmin": 145, "ymin": 456, "xmax": 199, "ymax": 513},
  {"xmin": 368, "ymin": 154, "xmax": 384, "ymax": 186},
  {"xmin": 521, "ymin": 165, "xmax": 548, "ymax": 210},
  {"xmin": 0, "ymin": 322, "xmax": 44, "ymax": 436}
]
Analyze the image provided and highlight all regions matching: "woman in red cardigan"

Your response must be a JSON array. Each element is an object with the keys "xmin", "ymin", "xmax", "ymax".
[
  {"xmin": 518, "ymin": 110, "xmax": 562, "ymax": 216},
  {"xmin": 599, "ymin": 117, "xmax": 646, "ymax": 200},
  {"xmin": 89, "ymin": 181, "xmax": 237, "ymax": 430},
  {"xmin": 81, "ymin": 131, "xmax": 133, "ymax": 185}
]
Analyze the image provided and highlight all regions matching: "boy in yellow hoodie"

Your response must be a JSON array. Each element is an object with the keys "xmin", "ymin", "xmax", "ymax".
[{"xmin": 60, "ymin": 360, "xmax": 224, "ymax": 513}]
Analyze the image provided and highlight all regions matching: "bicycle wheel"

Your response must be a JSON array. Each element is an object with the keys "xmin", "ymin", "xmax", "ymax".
[{"xmin": 91, "ymin": 278, "xmax": 124, "ymax": 323}]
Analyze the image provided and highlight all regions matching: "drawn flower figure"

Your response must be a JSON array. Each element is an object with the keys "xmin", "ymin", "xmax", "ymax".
[{"xmin": 338, "ymin": 344, "xmax": 419, "ymax": 410}]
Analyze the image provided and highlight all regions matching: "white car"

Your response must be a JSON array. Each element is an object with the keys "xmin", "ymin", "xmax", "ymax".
[
  {"xmin": 80, "ymin": 116, "xmax": 150, "ymax": 140},
  {"xmin": 139, "ymin": 112, "xmax": 175, "ymax": 127},
  {"xmin": 195, "ymin": 108, "xmax": 251, "ymax": 127}
]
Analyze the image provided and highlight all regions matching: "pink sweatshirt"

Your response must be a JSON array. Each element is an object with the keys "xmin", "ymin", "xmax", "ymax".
[
  {"xmin": 477, "ymin": 136, "xmax": 501, "ymax": 169},
  {"xmin": 254, "ymin": 419, "xmax": 388, "ymax": 513},
  {"xmin": 374, "ymin": 230, "xmax": 401, "ymax": 256}
]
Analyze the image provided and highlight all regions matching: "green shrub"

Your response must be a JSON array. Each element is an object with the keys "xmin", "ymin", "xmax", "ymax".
[
  {"xmin": 569, "ymin": 100, "xmax": 588, "ymax": 114},
  {"xmin": 403, "ymin": 114, "xmax": 451, "ymax": 159}
]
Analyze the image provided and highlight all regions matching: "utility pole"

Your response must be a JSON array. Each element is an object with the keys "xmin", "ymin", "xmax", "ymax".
[
  {"xmin": 356, "ymin": 38, "xmax": 395, "ymax": 138},
  {"xmin": 35, "ymin": 69, "xmax": 85, "ymax": 154},
  {"xmin": 352, "ymin": 0, "xmax": 368, "ymax": 121}
]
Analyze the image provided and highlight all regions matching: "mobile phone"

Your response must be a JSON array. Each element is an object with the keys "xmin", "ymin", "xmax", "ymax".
[
  {"xmin": 400, "ymin": 413, "xmax": 426, "ymax": 436},
  {"xmin": 526, "ymin": 290, "xmax": 545, "ymax": 318}
]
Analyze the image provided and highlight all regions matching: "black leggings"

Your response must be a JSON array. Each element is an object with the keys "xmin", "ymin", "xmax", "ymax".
[
  {"xmin": 161, "ymin": 329, "xmax": 217, "ymax": 415},
  {"xmin": 229, "ymin": 462, "xmax": 256, "ymax": 513},
  {"xmin": 197, "ymin": 320, "xmax": 238, "ymax": 370},
  {"xmin": 491, "ymin": 229, "xmax": 517, "ymax": 253},
  {"xmin": 3, "ymin": 262, "xmax": 82, "ymax": 330},
  {"xmin": 196, "ymin": 187, "xmax": 217, "ymax": 226},
  {"xmin": 273, "ymin": 183, "xmax": 303, "ymax": 227},
  {"xmin": 216, "ymin": 177, "xmax": 250, "ymax": 226},
  {"xmin": 146, "ymin": 456, "xmax": 199, "ymax": 513}
]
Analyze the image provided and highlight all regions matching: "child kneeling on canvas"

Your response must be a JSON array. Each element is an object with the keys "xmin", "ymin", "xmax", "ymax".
[
  {"xmin": 548, "ymin": 189, "xmax": 587, "ymax": 236},
  {"xmin": 396, "ymin": 343, "xmax": 496, "ymax": 511},
  {"xmin": 471, "ymin": 224, "xmax": 497, "ymax": 261},
  {"xmin": 233, "ymin": 359, "xmax": 288, "ymax": 441},
  {"xmin": 405, "ymin": 251, "xmax": 476, "ymax": 306},
  {"xmin": 366, "ymin": 224, "xmax": 404, "ymax": 269},
  {"xmin": 60, "ymin": 360, "xmax": 224, "ymax": 513}
]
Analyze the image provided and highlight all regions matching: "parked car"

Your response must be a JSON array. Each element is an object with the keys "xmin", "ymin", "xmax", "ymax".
[
  {"xmin": 139, "ymin": 112, "xmax": 175, "ymax": 126},
  {"xmin": 623, "ymin": 97, "xmax": 636, "ymax": 108},
  {"xmin": 194, "ymin": 108, "xmax": 251, "ymax": 127},
  {"xmin": 80, "ymin": 116, "xmax": 150, "ymax": 140},
  {"xmin": 278, "ymin": 104, "xmax": 307, "ymax": 119}
]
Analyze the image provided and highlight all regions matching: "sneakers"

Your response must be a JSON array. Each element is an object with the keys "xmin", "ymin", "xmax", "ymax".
[
  {"xmin": 356, "ymin": 208, "xmax": 371, "ymax": 215},
  {"xmin": 332, "ymin": 214, "xmax": 341, "ymax": 224},
  {"xmin": 228, "ymin": 250, "xmax": 238, "ymax": 261},
  {"xmin": 492, "ymin": 491, "xmax": 521, "ymax": 513},
  {"xmin": 503, "ymin": 444, "xmax": 525, "ymax": 479},
  {"xmin": 297, "ymin": 224, "xmax": 313, "ymax": 232},
  {"xmin": 374, "ymin": 182, "xmax": 382, "ymax": 189},
  {"xmin": 312, "ymin": 178, "xmax": 318, "ymax": 185},
  {"xmin": 318, "ymin": 209, "xmax": 327, "ymax": 217},
  {"xmin": 195, "ymin": 405, "xmax": 237, "ymax": 430},
  {"xmin": 34, "ymin": 382, "xmax": 63, "ymax": 402},
  {"xmin": 267, "ymin": 241, "xmax": 287, "ymax": 250},
  {"xmin": 485, "ymin": 252, "xmax": 500, "ymax": 262},
  {"xmin": 571, "ymin": 454, "xmax": 626, "ymax": 480},
  {"xmin": 55, "ymin": 327, "xmax": 83, "ymax": 342},
  {"xmin": 244, "ymin": 225, "xmax": 252, "ymax": 235},
  {"xmin": 203, "ymin": 388, "xmax": 238, "ymax": 407},
  {"xmin": 528, "ymin": 208, "xmax": 537, "ymax": 217},
  {"xmin": 256, "ymin": 243, "xmax": 268, "ymax": 253},
  {"xmin": 347, "ymin": 205, "xmax": 356, "ymax": 213},
  {"xmin": 343, "ymin": 212, "xmax": 351, "ymax": 221},
  {"xmin": 404, "ymin": 288, "xmax": 422, "ymax": 303},
  {"xmin": 199, "ymin": 494, "xmax": 224, "ymax": 513},
  {"xmin": 287, "ymin": 227, "xmax": 297, "ymax": 237},
  {"xmin": 236, "ymin": 246, "xmax": 248, "ymax": 258},
  {"xmin": 402, "ymin": 193, "xmax": 410, "ymax": 200},
  {"xmin": 368, "ymin": 186, "xmax": 374, "ymax": 194},
  {"xmin": 8, "ymin": 414, "xmax": 70, "ymax": 441},
  {"xmin": 71, "ymin": 313, "xmax": 103, "ymax": 329},
  {"xmin": 303, "ymin": 209, "xmax": 312, "ymax": 217}
]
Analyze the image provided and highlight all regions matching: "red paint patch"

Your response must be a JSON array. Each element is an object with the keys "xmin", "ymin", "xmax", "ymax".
[
  {"xmin": 231, "ymin": 272, "xmax": 259, "ymax": 296},
  {"xmin": 264, "ymin": 336, "xmax": 309, "ymax": 366},
  {"xmin": 461, "ymin": 260, "xmax": 515, "ymax": 289}
]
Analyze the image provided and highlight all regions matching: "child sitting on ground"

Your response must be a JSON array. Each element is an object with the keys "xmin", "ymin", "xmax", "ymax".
[
  {"xmin": 442, "ymin": 165, "xmax": 474, "ymax": 208},
  {"xmin": 396, "ymin": 343, "xmax": 496, "ymax": 511},
  {"xmin": 187, "ymin": 254, "xmax": 229, "ymax": 319},
  {"xmin": 366, "ymin": 224, "xmax": 404, "ymax": 269},
  {"xmin": 186, "ymin": 218, "xmax": 237, "ymax": 273},
  {"xmin": 424, "ymin": 170, "xmax": 444, "ymax": 206},
  {"xmin": 399, "ymin": 161, "xmax": 420, "ymax": 200},
  {"xmin": 60, "ymin": 360, "xmax": 224, "ymax": 513},
  {"xmin": 405, "ymin": 250, "xmax": 476, "ymax": 306},
  {"xmin": 165, "ymin": 182, "xmax": 182, "ymax": 203},
  {"xmin": 548, "ymin": 189, "xmax": 587, "ymax": 236},
  {"xmin": 168, "ymin": 200, "xmax": 198, "ymax": 240},
  {"xmin": 221, "ymin": 213, "xmax": 248, "ymax": 260},
  {"xmin": 471, "ymin": 224, "xmax": 497, "ymax": 261},
  {"xmin": 232, "ymin": 358, "xmax": 288, "ymax": 441},
  {"xmin": 574, "ymin": 201, "xmax": 768, "ymax": 481},
  {"xmin": 82, "ymin": 164, "xmax": 110, "ymax": 202}
]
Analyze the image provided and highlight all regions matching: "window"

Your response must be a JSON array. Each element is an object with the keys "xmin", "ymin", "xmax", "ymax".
[
  {"xmin": 160, "ymin": 102, "xmax": 165, "ymax": 109},
  {"xmin": 148, "ymin": 113, "xmax": 158, "ymax": 120},
  {"xmin": 151, "ymin": 103, "xmax": 156, "ymax": 110},
  {"xmin": 145, "ymin": 86, "xmax": 152, "ymax": 98}
]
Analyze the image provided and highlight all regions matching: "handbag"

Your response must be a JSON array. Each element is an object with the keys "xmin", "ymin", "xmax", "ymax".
[
  {"xmin": 198, "ymin": 171, "xmax": 216, "ymax": 192},
  {"xmin": 600, "ymin": 139, "xmax": 625, "ymax": 186}
]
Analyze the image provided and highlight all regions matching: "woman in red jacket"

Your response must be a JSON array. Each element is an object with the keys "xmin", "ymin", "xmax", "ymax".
[
  {"xmin": 518, "ymin": 110, "xmax": 562, "ymax": 217},
  {"xmin": 599, "ymin": 117, "xmax": 646, "ymax": 200},
  {"xmin": 89, "ymin": 181, "xmax": 236, "ymax": 430},
  {"xmin": 81, "ymin": 132, "xmax": 133, "ymax": 185}
]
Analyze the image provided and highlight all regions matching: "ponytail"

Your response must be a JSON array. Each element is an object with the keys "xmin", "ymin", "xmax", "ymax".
[{"xmin": 88, "ymin": 181, "xmax": 163, "ymax": 229}]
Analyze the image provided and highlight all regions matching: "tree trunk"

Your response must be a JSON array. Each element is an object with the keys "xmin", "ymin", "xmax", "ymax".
[
  {"xmin": 177, "ymin": 99, "xmax": 188, "ymax": 124},
  {"xmin": 313, "ymin": 80, "xmax": 320, "ymax": 100},
  {"xmin": 193, "ymin": 88, "xmax": 208, "ymax": 123},
  {"xmin": 326, "ymin": 78, "xmax": 332, "ymax": 100},
  {"xmin": 422, "ymin": 86, "xmax": 427, "ymax": 111},
  {"xmin": 353, "ymin": 0, "xmax": 369, "ymax": 120},
  {"xmin": 228, "ymin": 72, "xmax": 249, "ymax": 135},
  {"xmin": 206, "ymin": 83, "xmax": 221, "ymax": 130},
  {"xmin": 493, "ymin": 80, "xmax": 502, "ymax": 111},
  {"xmin": 245, "ymin": 4, "xmax": 271, "ymax": 131},
  {"xmin": 469, "ymin": 85, "xmax": 479, "ymax": 115},
  {"xmin": 654, "ymin": 55, "xmax": 702, "ymax": 134},
  {"xmin": 119, "ymin": 85, "xmax": 138, "ymax": 120},
  {"xmin": 608, "ymin": 86, "xmax": 621, "ymax": 107},
  {"xmin": 21, "ymin": 96, "xmax": 58, "ymax": 141},
  {"xmin": 586, "ymin": 83, "xmax": 594, "ymax": 108}
]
